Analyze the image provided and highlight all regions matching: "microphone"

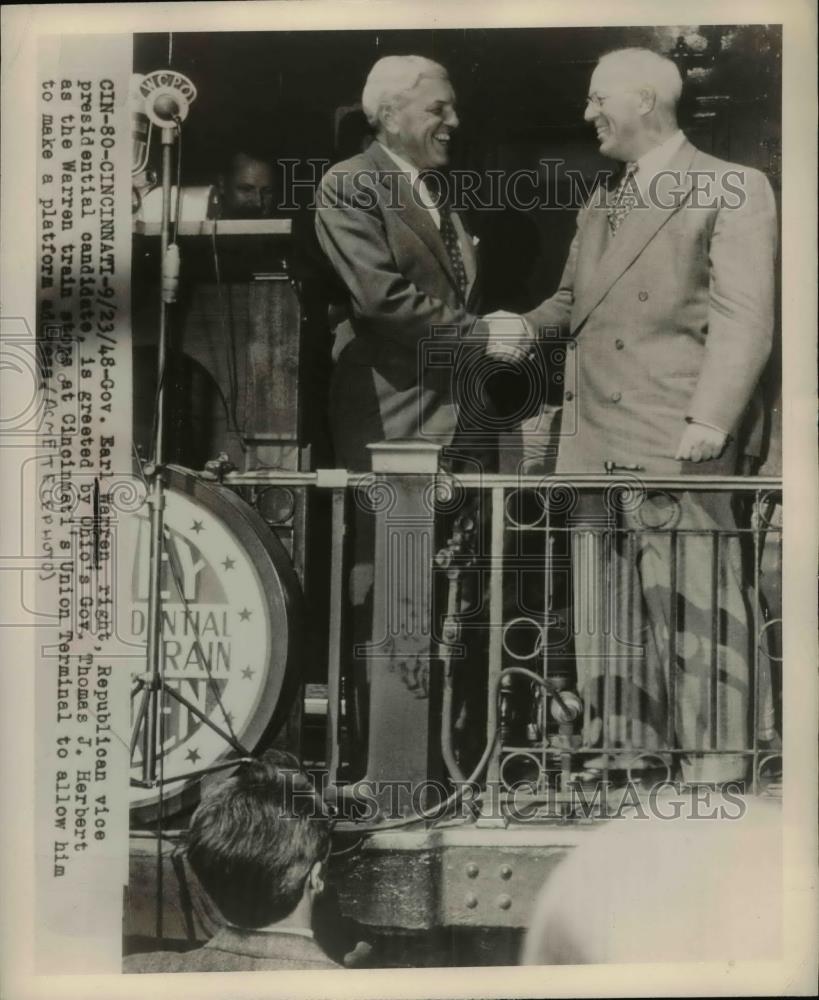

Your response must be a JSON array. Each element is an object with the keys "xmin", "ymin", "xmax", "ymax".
[{"xmin": 137, "ymin": 69, "xmax": 198, "ymax": 128}]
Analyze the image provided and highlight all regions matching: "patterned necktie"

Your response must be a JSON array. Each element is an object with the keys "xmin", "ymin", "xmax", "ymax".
[
  {"xmin": 437, "ymin": 202, "xmax": 469, "ymax": 302},
  {"xmin": 608, "ymin": 161, "xmax": 639, "ymax": 235},
  {"xmin": 421, "ymin": 172, "xmax": 468, "ymax": 302}
]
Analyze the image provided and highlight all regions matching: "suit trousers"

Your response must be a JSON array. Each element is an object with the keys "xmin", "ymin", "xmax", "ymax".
[{"xmin": 569, "ymin": 482, "xmax": 757, "ymax": 784}]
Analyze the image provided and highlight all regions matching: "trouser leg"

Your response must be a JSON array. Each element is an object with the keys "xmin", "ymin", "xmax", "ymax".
[
  {"xmin": 624, "ymin": 491, "xmax": 751, "ymax": 783},
  {"xmin": 570, "ymin": 488, "xmax": 752, "ymax": 782}
]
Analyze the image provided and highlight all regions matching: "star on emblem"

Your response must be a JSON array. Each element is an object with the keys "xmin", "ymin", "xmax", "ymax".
[
  {"xmin": 191, "ymin": 520, "xmax": 204, "ymax": 534},
  {"xmin": 238, "ymin": 608, "xmax": 252, "ymax": 621},
  {"xmin": 222, "ymin": 555, "xmax": 236, "ymax": 571},
  {"xmin": 185, "ymin": 747, "xmax": 201, "ymax": 763},
  {"xmin": 241, "ymin": 666, "xmax": 255, "ymax": 680}
]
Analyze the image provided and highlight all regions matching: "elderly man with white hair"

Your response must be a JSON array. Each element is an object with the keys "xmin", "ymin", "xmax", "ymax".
[
  {"xmin": 315, "ymin": 55, "xmax": 501, "ymax": 772},
  {"xmin": 514, "ymin": 47, "xmax": 778, "ymax": 784},
  {"xmin": 316, "ymin": 54, "xmax": 498, "ymax": 473}
]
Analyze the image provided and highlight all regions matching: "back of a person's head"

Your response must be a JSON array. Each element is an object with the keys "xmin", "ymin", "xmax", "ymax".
[
  {"xmin": 522, "ymin": 798, "xmax": 782, "ymax": 965},
  {"xmin": 186, "ymin": 749, "xmax": 331, "ymax": 928}
]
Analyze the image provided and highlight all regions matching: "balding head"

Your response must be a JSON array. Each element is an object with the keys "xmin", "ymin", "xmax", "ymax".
[
  {"xmin": 584, "ymin": 47, "xmax": 683, "ymax": 161},
  {"xmin": 597, "ymin": 48, "xmax": 683, "ymax": 111}
]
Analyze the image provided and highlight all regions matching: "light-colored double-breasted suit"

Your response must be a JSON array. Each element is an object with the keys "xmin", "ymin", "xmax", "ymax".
[
  {"xmin": 316, "ymin": 141, "xmax": 487, "ymax": 472},
  {"xmin": 527, "ymin": 139, "xmax": 777, "ymax": 473},
  {"xmin": 526, "ymin": 139, "xmax": 777, "ymax": 781}
]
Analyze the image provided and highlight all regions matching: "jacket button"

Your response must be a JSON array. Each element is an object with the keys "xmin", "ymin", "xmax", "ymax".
[
  {"xmin": 564, "ymin": 391, "xmax": 574, "ymax": 401},
  {"xmin": 638, "ymin": 291, "xmax": 649, "ymax": 302},
  {"xmin": 615, "ymin": 338, "xmax": 625, "ymax": 350},
  {"xmin": 611, "ymin": 391, "xmax": 622, "ymax": 402}
]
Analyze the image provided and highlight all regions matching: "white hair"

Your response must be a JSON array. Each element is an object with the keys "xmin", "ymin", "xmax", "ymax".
[
  {"xmin": 597, "ymin": 47, "xmax": 684, "ymax": 110},
  {"xmin": 361, "ymin": 55, "xmax": 448, "ymax": 128}
]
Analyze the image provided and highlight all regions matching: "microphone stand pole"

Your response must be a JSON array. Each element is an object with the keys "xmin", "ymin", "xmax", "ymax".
[
  {"xmin": 141, "ymin": 125, "xmax": 176, "ymax": 784},
  {"xmin": 131, "ymin": 120, "xmax": 251, "ymax": 791}
]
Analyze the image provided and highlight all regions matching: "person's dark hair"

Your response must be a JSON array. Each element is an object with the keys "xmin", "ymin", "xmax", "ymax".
[
  {"xmin": 186, "ymin": 749, "xmax": 331, "ymax": 928},
  {"xmin": 217, "ymin": 141, "xmax": 276, "ymax": 179}
]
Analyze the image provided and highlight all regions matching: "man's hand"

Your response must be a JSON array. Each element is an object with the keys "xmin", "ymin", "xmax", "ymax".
[
  {"xmin": 675, "ymin": 421, "xmax": 729, "ymax": 462},
  {"xmin": 483, "ymin": 310, "xmax": 535, "ymax": 362}
]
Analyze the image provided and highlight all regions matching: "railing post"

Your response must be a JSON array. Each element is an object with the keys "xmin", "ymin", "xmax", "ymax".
[
  {"xmin": 361, "ymin": 441, "xmax": 442, "ymax": 815},
  {"xmin": 325, "ymin": 481, "xmax": 348, "ymax": 786},
  {"xmin": 477, "ymin": 484, "xmax": 507, "ymax": 827}
]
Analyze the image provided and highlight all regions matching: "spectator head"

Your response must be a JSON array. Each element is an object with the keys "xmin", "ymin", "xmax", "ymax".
[
  {"xmin": 186, "ymin": 749, "xmax": 332, "ymax": 928},
  {"xmin": 217, "ymin": 145, "xmax": 277, "ymax": 218}
]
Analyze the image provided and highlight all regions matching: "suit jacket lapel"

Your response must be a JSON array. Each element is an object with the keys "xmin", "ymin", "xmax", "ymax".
[
  {"xmin": 571, "ymin": 200, "xmax": 611, "ymax": 326},
  {"xmin": 364, "ymin": 143, "xmax": 459, "ymax": 289},
  {"xmin": 571, "ymin": 140, "xmax": 699, "ymax": 332}
]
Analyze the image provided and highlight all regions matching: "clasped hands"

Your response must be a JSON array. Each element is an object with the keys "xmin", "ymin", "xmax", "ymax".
[
  {"xmin": 482, "ymin": 309, "xmax": 536, "ymax": 363},
  {"xmin": 481, "ymin": 312, "xmax": 728, "ymax": 463}
]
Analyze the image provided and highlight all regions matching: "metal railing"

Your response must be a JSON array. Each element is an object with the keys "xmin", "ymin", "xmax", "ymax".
[{"xmin": 222, "ymin": 461, "xmax": 782, "ymax": 817}]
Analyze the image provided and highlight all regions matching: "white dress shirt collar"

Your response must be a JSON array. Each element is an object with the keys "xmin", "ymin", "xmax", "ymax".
[
  {"xmin": 631, "ymin": 129, "xmax": 687, "ymax": 195},
  {"xmin": 377, "ymin": 142, "xmax": 441, "ymax": 227}
]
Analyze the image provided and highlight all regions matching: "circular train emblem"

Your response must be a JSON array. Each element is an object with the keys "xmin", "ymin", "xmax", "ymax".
[{"xmin": 128, "ymin": 468, "xmax": 301, "ymax": 820}]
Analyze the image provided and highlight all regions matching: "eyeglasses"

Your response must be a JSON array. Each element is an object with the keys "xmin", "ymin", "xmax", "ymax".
[{"xmin": 585, "ymin": 92, "xmax": 611, "ymax": 109}]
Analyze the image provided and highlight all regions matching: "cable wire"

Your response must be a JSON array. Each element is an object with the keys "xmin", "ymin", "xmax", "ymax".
[
  {"xmin": 172, "ymin": 121, "xmax": 183, "ymax": 244},
  {"xmin": 331, "ymin": 666, "xmax": 569, "ymax": 835},
  {"xmin": 209, "ymin": 221, "xmax": 247, "ymax": 450}
]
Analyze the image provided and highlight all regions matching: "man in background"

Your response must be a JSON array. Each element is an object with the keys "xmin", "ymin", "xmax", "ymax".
[{"xmin": 213, "ymin": 144, "xmax": 277, "ymax": 218}]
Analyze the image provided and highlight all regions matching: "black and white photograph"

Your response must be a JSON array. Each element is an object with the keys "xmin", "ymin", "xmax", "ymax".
[{"xmin": 0, "ymin": 2, "xmax": 816, "ymax": 998}]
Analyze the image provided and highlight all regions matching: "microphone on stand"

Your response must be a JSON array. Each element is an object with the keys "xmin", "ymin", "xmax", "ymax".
[
  {"xmin": 139, "ymin": 69, "xmax": 198, "ymax": 128},
  {"xmin": 131, "ymin": 68, "xmax": 197, "ymax": 177},
  {"xmin": 137, "ymin": 66, "xmax": 199, "ymax": 791},
  {"xmin": 135, "ymin": 70, "xmax": 198, "ymax": 288},
  {"xmin": 131, "ymin": 70, "xmax": 198, "ymax": 215}
]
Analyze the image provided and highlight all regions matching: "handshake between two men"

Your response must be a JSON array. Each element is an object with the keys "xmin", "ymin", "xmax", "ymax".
[
  {"xmin": 313, "ymin": 49, "xmax": 776, "ymax": 790},
  {"xmin": 314, "ymin": 50, "xmax": 773, "ymax": 475},
  {"xmin": 482, "ymin": 310, "xmax": 536, "ymax": 365},
  {"xmin": 480, "ymin": 310, "xmax": 728, "ymax": 464}
]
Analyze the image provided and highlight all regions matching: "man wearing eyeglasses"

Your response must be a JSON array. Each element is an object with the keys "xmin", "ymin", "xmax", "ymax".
[{"xmin": 518, "ymin": 48, "xmax": 777, "ymax": 784}]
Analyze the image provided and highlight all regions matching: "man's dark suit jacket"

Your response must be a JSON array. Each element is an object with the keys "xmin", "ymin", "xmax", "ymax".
[
  {"xmin": 123, "ymin": 926, "xmax": 341, "ymax": 973},
  {"xmin": 315, "ymin": 141, "xmax": 488, "ymax": 471}
]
